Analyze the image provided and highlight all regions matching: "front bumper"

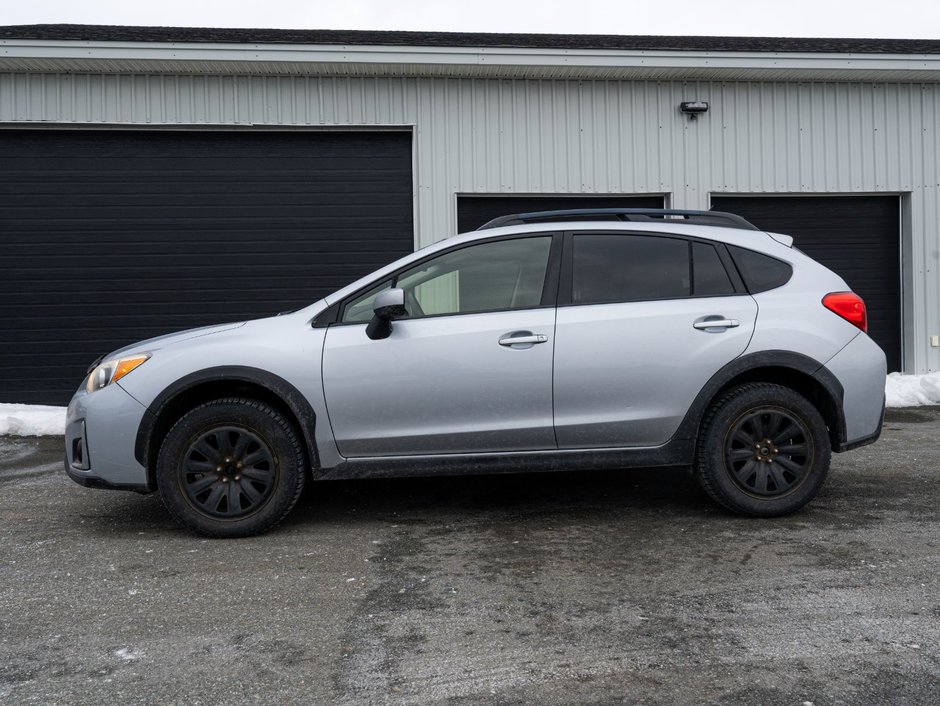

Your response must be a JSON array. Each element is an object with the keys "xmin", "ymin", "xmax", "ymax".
[
  {"xmin": 64, "ymin": 458, "xmax": 151, "ymax": 493},
  {"xmin": 64, "ymin": 382, "xmax": 153, "ymax": 492}
]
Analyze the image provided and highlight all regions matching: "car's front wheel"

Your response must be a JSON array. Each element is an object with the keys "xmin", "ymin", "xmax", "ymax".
[
  {"xmin": 156, "ymin": 398, "xmax": 306, "ymax": 537},
  {"xmin": 694, "ymin": 383, "xmax": 831, "ymax": 516}
]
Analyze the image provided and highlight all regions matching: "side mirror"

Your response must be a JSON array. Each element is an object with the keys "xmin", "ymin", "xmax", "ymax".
[{"xmin": 365, "ymin": 288, "xmax": 407, "ymax": 340}]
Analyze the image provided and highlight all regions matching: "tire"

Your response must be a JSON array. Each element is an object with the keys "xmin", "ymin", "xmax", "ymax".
[
  {"xmin": 156, "ymin": 398, "xmax": 306, "ymax": 538},
  {"xmin": 694, "ymin": 383, "xmax": 831, "ymax": 517}
]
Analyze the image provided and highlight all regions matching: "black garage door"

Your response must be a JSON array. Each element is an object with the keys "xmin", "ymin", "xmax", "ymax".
[
  {"xmin": 457, "ymin": 194, "xmax": 666, "ymax": 233},
  {"xmin": 0, "ymin": 130, "xmax": 413, "ymax": 404},
  {"xmin": 712, "ymin": 195, "xmax": 901, "ymax": 371}
]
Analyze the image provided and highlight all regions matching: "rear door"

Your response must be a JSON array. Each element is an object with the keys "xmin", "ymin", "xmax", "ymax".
[{"xmin": 553, "ymin": 232, "xmax": 757, "ymax": 448}]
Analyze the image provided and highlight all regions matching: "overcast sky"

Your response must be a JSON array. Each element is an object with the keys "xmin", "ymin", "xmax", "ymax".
[{"xmin": 2, "ymin": 0, "xmax": 939, "ymax": 40}]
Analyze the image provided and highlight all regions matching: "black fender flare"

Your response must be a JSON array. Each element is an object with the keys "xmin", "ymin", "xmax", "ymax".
[
  {"xmin": 134, "ymin": 366, "xmax": 319, "ymax": 473},
  {"xmin": 672, "ymin": 349, "xmax": 846, "ymax": 446}
]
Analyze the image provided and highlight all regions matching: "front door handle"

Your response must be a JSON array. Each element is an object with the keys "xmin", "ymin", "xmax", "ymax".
[
  {"xmin": 498, "ymin": 332, "xmax": 548, "ymax": 348},
  {"xmin": 693, "ymin": 317, "xmax": 740, "ymax": 331}
]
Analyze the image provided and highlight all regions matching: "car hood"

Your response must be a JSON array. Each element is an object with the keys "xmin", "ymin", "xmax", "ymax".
[{"xmin": 104, "ymin": 321, "xmax": 247, "ymax": 360}]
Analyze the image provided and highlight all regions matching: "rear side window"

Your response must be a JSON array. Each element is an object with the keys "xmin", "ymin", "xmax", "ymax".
[
  {"xmin": 727, "ymin": 245, "xmax": 793, "ymax": 293},
  {"xmin": 572, "ymin": 234, "xmax": 690, "ymax": 304},
  {"xmin": 692, "ymin": 242, "xmax": 736, "ymax": 296}
]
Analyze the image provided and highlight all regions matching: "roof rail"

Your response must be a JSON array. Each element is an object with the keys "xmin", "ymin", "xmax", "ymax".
[{"xmin": 476, "ymin": 208, "xmax": 759, "ymax": 231}]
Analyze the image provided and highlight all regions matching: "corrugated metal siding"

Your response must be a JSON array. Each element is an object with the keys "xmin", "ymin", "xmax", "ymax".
[{"xmin": 1, "ymin": 73, "xmax": 938, "ymax": 372}]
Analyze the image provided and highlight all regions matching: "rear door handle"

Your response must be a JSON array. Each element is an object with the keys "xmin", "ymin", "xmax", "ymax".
[
  {"xmin": 498, "ymin": 332, "xmax": 548, "ymax": 347},
  {"xmin": 693, "ymin": 317, "xmax": 740, "ymax": 330}
]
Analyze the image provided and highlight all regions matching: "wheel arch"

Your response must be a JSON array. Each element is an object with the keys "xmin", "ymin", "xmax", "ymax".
[
  {"xmin": 676, "ymin": 350, "xmax": 846, "ymax": 452},
  {"xmin": 135, "ymin": 366, "xmax": 320, "ymax": 491}
]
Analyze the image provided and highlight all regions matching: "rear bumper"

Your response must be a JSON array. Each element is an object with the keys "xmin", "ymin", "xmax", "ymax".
[
  {"xmin": 821, "ymin": 333, "xmax": 888, "ymax": 452},
  {"xmin": 835, "ymin": 397, "xmax": 885, "ymax": 452}
]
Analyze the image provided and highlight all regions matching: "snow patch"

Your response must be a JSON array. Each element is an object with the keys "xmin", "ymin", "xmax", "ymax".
[
  {"xmin": 113, "ymin": 647, "xmax": 143, "ymax": 662},
  {"xmin": 0, "ymin": 403, "xmax": 66, "ymax": 436},
  {"xmin": 885, "ymin": 372, "xmax": 940, "ymax": 408}
]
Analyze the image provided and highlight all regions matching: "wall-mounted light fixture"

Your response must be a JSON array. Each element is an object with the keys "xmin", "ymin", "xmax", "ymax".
[{"xmin": 679, "ymin": 101, "xmax": 709, "ymax": 119}]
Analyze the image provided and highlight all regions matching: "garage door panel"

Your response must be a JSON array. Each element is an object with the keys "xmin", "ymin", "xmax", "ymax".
[
  {"xmin": 1, "ymin": 227, "xmax": 407, "ymax": 243},
  {"xmin": 711, "ymin": 195, "xmax": 901, "ymax": 372},
  {"xmin": 456, "ymin": 194, "xmax": 666, "ymax": 233},
  {"xmin": 2, "ymin": 240, "xmax": 404, "ymax": 258},
  {"xmin": 0, "ymin": 130, "xmax": 414, "ymax": 404},
  {"xmin": 3, "ymin": 181, "xmax": 412, "ymax": 198},
  {"xmin": 4, "ymin": 254, "xmax": 390, "ymax": 270},
  {"xmin": 3, "ymin": 206, "xmax": 409, "ymax": 222}
]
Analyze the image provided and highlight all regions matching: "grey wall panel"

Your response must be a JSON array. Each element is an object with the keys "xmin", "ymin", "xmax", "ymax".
[{"xmin": 1, "ymin": 73, "xmax": 937, "ymax": 372}]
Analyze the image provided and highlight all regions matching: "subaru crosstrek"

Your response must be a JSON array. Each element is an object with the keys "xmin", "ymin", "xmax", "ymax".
[{"xmin": 65, "ymin": 209, "xmax": 887, "ymax": 537}]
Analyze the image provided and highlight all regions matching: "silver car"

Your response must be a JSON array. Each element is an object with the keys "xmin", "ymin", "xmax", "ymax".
[{"xmin": 65, "ymin": 209, "xmax": 887, "ymax": 537}]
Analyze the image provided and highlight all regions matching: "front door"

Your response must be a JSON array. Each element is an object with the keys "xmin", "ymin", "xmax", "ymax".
[{"xmin": 322, "ymin": 234, "xmax": 559, "ymax": 457}]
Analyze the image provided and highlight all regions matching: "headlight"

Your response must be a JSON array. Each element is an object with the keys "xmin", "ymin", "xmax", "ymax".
[{"xmin": 85, "ymin": 354, "xmax": 151, "ymax": 393}]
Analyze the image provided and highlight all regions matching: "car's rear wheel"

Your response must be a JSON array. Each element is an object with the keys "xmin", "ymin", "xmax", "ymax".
[
  {"xmin": 694, "ymin": 383, "xmax": 831, "ymax": 516},
  {"xmin": 156, "ymin": 398, "xmax": 306, "ymax": 537}
]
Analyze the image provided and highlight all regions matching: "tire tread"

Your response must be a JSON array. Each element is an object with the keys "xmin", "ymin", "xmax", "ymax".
[
  {"xmin": 157, "ymin": 397, "xmax": 306, "ymax": 538},
  {"xmin": 694, "ymin": 382, "xmax": 831, "ymax": 517}
]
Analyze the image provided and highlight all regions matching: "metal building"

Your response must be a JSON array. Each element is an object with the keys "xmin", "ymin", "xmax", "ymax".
[{"xmin": 1, "ymin": 26, "xmax": 939, "ymax": 403}]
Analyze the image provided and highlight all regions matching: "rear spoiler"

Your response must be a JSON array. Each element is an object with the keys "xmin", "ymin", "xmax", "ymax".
[{"xmin": 767, "ymin": 232, "xmax": 794, "ymax": 247}]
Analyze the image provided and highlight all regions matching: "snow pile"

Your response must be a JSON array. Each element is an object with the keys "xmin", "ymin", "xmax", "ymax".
[
  {"xmin": 0, "ymin": 403, "xmax": 67, "ymax": 436},
  {"xmin": 885, "ymin": 371, "xmax": 940, "ymax": 408}
]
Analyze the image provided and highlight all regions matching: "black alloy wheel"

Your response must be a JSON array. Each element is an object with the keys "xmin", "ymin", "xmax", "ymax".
[
  {"xmin": 181, "ymin": 426, "xmax": 277, "ymax": 519},
  {"xmin": 724, "ymin": 407, "xmax": 812, "ymax": 498}
]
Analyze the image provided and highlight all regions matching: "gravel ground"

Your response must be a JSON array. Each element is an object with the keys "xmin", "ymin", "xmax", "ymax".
[{"xmin": 1, "ymin": 409, "xmax": 939, "ymax": 705}]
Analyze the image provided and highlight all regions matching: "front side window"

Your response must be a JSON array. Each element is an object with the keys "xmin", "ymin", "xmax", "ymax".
[
  {"xmin": 342, "ymin": 236, "xmax": 552, "ymax": 322},
  {"xmin": 343, "ymin": 280, "xmax": 392, "ymax": 323},
  {"xmin": 572, "ymin": 234, "xmax": 690, "ymax": 304}
]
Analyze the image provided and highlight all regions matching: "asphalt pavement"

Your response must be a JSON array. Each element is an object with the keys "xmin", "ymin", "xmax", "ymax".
[{"xmin": 1, "ymin": 409, "xmax": 939, "ymax": 705}]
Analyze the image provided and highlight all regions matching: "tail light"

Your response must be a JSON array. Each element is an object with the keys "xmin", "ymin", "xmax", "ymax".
[{"xmin": 822, "ymin": 292, "xmax": 867, "ymax": 332}]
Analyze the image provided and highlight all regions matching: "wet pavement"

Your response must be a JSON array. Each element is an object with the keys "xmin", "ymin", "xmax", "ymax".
[{"xmin": 1, "ymin": 408, "xmax": 939, "ymax": 705}]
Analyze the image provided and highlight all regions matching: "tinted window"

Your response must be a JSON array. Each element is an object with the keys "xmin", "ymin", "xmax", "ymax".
[
  {"xmin": 728, "ymin": 245, "xmax": 793, "ymax": 293},
  {"xmin": 572, "ymin": 234, "xmax": 690, "ymax": 304},
  {"xmin": 692, "ymin": 242, "xmax": 736, "ymax": 296}
]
